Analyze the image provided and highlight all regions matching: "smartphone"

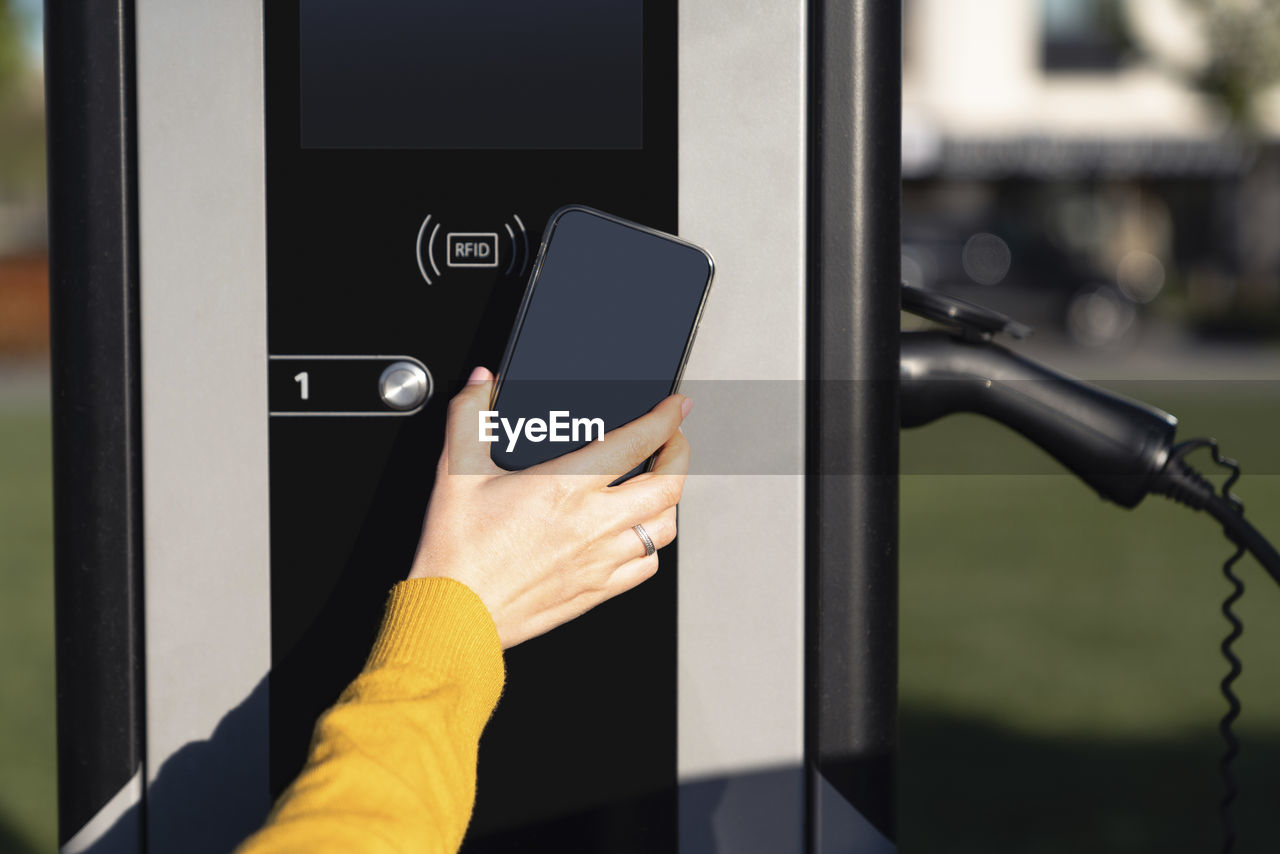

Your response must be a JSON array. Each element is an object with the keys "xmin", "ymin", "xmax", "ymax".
[{"xmin": 487, "ymin": 205, "xmax": 714, "ymax": 478}]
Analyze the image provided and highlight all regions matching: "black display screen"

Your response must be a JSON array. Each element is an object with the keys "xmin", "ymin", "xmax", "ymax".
[{"xmin": 300, "ymin": 0, "xmax": 644, "ymax": 149}]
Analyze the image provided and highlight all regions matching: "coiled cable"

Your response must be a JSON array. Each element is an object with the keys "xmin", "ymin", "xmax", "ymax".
[
  {"xmin": 1218, "ymin": 539, "xmax": 1245, "ymax": 854},
  {"xmin": 1151, "ymin": 439, "xmax": 1261, "ymax": 853}
]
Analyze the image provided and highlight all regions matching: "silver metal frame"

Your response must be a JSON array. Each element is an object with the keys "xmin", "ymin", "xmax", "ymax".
[
  {"xmin": 136, "ymin": 1, "xmax": 272, "ymax": 849},
  {"xmin": 677, "ymin": 1, "xmax": 809, "ymax": 851}
]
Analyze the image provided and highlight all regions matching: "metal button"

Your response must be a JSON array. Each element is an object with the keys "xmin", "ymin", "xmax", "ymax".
[{"xmin": 378, "ymin": 361, "xmax": 431, "ymax": 411}]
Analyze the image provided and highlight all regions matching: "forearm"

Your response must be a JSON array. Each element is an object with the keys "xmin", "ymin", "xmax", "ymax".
[{"xmin": 237, "ymin": 578, "xmax": 505, "ymax": 854}]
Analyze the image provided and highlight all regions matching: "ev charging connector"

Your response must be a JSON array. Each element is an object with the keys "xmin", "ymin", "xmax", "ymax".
[{"xmin": 899, "ymin": 283, "xmax": 1280, "ymax": 852}]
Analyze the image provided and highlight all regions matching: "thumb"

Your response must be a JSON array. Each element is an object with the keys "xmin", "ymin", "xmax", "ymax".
[{"xmin": 441, "ymin": 366, "xmax": 500, "ymax": 476}]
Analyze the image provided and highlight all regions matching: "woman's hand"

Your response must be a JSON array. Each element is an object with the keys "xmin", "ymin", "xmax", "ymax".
[{"xmin": 408, "ymin": 366, "xmax": 692, "ymax": 648}]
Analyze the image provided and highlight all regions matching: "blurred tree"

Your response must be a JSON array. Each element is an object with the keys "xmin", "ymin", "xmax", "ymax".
[
  {"xmin": 1183, "ymin": 0, "xmax": 1280, "ymax": 130},
  {"xmin": 1131, "ymin": 0, "xmax": 1280, "ymax": 131},
  {"xmin": 1125, "ymin": 0, "xmax": 1280, "ymax": 334},
  {"xmin": 0, "ymin": 0, "xmax": 43, "ymax": 200},
  {"xmin": 0, "ymin": 0, "xmax": 23, "ymax": 93}
]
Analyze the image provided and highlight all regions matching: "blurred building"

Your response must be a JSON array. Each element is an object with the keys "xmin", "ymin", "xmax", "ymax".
[{"xmin": 902, "ymin": 0, "xmax": 1280, "ymax": 346}]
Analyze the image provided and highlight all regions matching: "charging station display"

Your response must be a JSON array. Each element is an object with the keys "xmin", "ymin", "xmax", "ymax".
[{"xmin": 300, "ymin": 0, "xmax": 644, "ymax": 150}]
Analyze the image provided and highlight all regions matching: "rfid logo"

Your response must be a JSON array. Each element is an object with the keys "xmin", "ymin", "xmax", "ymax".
[{"xmin": 447, "ymin": 233, "xmax": 499, "ymax": 268}]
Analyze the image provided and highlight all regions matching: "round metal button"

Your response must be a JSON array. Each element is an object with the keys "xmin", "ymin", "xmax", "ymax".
[{"xmin": 378, "ymin": 361, "xmax": 431, "ymax": 411}]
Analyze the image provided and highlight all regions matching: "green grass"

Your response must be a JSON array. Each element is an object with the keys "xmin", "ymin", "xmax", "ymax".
[
  {"xmin": 3, "ymin": 386, "xmax": 1280, "ymax": 851},
  {"xmin": 900, "ymin": 386, "xmax": 1280, "ymax": 852},
  {"xmin": 0, "ymin": 407, "xmax": 55, "ymax": 853}
]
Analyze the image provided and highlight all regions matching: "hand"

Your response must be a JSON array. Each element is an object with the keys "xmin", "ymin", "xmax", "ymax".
[{"xmin": 408, "ymin": 366, "xmax": 693, "ymax": 648}]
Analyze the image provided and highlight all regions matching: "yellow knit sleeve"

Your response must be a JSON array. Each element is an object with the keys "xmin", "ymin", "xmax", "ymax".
[{"xmin": 236, "ymin": 577, "xmax": 505, "ymax": 854}]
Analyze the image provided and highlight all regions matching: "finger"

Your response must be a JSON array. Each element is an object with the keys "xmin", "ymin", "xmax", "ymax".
[
  {"xmin": 440, "ymin": 366, "xmax": 502, "ymax": 476},
  {"xmin": 603, "ymin": 553, "xmax": 661, "ymax": 599},
  {"xmin": 599, "ymin": 431, "xmax": 689, "ymax": 522},
  {"xmin": 601, "ymin": 470, "xmax": 685, "ymax": 529},
  {"xmin": 540, "ymin": 394, "xmax": 689, "ymax": 484},
  {"xmin": 624, "ymin": 429, "xmax": 691, "ymax": 483},
  {"xmin": 614, "ymin": 507, "xmax": 677, "ymax": 562},
  {"xmin": 647, "ymin": 429, "xmax": 691, "ymax": 477}
]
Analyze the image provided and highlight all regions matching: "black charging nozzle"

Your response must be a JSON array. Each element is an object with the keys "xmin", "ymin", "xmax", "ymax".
[{"xmin": 899, "ymin": 284, "xmax": 1280, "ymax": 588}]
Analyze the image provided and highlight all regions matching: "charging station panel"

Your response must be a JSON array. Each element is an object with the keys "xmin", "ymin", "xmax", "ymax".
[
  {"xmin": 264, "ymin": 2, "xmax": 679, "ymax": 847},
  {"xmin": 52, "ymin": 0, "xmax": 903, "ymax": 850}
]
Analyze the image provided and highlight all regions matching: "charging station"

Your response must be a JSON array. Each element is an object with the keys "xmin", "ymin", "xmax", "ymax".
[{"xmin": 48, "ymin": 2, "xmax": 900, "ymax": 851}]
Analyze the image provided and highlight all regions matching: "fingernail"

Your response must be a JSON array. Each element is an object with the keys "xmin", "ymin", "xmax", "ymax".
[
  {"xmin": 680, "ymin": 396, "xmax": 693, "ymax": 418},
  {"xmin": 467, "ymin": 366, "xmax": 490, "ymax": 386}
]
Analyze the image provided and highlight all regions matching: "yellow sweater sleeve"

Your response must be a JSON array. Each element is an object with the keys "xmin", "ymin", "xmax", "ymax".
[{"xmin": 236, "ymin": 577, "xmax": 505, "ymax": 854}]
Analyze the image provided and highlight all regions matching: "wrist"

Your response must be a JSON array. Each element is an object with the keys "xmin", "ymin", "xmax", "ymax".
[{"xmin": 364, "ymin": 577, "xmax": 505, "ymax": 719}]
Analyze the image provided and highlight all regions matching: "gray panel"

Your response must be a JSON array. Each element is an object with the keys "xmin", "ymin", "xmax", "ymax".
[
  {"xmin": 680, "ymin": 767, "xmax": 804, "ymax": 854},
  {"xmin": 677, "ymin": 0, "xmax": 808, "ymax": 788},
  {"xmin": 135, "ymin": 1, "xmax": 271, "ymax": 849}
]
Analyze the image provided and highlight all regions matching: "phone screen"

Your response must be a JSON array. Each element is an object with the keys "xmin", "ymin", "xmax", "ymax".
[{"xmin": 488, "ymin": 207, "xmax": 714, "ymax": 474}]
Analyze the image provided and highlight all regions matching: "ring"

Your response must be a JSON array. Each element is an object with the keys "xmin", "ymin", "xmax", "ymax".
[{"xmin": 632, "ymin": 524, "xmax": 657, "ymax": 557}]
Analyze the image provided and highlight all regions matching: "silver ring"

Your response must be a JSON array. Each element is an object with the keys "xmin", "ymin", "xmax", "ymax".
[{"xmin": 632, "ymin": 524, "xmax": 657, "ymax": 557}]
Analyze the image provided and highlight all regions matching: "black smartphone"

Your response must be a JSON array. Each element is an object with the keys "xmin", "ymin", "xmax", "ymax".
[{"xmin": 487, "ymin": 205, "xmax": 714, "ymax": 477}]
